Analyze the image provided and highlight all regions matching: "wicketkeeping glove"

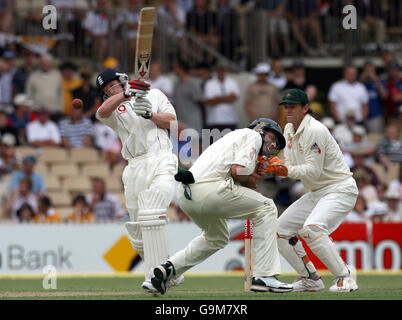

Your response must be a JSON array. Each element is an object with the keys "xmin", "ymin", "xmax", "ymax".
[
  {"xmin": 124, "ymin": 79, "xmax": 150, "ymax": 98},
  {"xmin": 265, "ymin": 157, "xmax": 288, "ymax": 177},
  {"xmin": 133, "ymin": 96, "xmax": 153, "ymax": 119}
]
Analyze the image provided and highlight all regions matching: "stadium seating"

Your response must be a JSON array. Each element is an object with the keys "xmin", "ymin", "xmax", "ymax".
[{"xmin": 70, "ymin": 148, "xmax": 100, "ymax": 165}]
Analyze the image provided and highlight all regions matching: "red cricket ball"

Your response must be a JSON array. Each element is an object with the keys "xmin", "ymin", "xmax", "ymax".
[{"xmin": 72, "ymin": 98, "xmax": 83, "ymax": 109}]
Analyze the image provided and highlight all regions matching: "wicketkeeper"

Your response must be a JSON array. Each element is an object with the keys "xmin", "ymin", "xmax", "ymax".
[
  {"xmin": 95, "ymin": 68, "xmax": 183, "ymax": 293},
  {"xmin": 150, "ymin": 118, "xmax": 293, "ymax": 294},
  {"xmin": 274, "ymin": 88, "xmax": 359, "ymax": 292}
]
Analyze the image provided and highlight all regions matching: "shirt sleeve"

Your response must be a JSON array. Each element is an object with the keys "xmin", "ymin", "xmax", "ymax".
[
  {"xmin": 286, "ymin": 127, "xmax": 326, "ymax": 181},
  {"xmin": 156, "ymin": 89, "xmax": 176, "ymax": 116},
  {"xmin": 233, "ymin": 132, "xmax": 262, "ymax": 176},
  {"xmin": 95, "ymin": 105, "xmax": 119, "ymax": 130}
]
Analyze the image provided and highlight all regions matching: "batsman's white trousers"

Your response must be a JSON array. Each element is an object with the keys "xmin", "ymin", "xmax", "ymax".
[
  {"xmin": 172, "ymin": 177, "xmax": 281, "ymax": 278},
  {"xmin": 122, "ymin": 152, "xmax": 177, "ymax": 222},
  {"xmin": 278, "ymin": 177, "xmax": 358, "ymax": 236}
]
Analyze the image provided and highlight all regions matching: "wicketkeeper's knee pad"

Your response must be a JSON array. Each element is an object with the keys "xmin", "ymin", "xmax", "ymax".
[{"xmin": 298, "ymin": 224, "xmax": 348, "ymax": 277}]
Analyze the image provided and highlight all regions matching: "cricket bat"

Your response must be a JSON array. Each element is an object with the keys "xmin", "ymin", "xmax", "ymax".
[{"xmin": 134, "ymin": 7, "xmax": 156, "ymax": 80}]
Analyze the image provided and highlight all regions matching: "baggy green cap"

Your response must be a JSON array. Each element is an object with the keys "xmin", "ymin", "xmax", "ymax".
[{"xmin": 279, "ymin": 88, "xmax": 309, "ymax": 105}]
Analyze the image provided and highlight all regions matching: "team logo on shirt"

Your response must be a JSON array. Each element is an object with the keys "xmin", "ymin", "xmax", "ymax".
[
  {"xmin": 311, "ymin": 142, "xmax": 321, "ymax": 154},
  {"xmin": 288, "ymin": 138, "xmax": 293, "ymax": 149},
  {"xmin": 117, "ymin": 105, "xmax": 127, "ymax": 114}
]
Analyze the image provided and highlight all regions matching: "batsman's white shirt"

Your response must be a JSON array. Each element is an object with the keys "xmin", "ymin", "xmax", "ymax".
[
  {"xmin": 95, "ymin": 88, "xmax": 178, "ymax": 217},
  {"xmin": 96, "ymin": 88, "xmax": 176, "ymax": 160}
]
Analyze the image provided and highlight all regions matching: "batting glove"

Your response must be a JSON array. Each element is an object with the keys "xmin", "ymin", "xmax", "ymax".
[
  {"xmin": 124, "ymin": 79, "xmax": 150, "ymax": 98},
  {"xmin": 133, "ymin": 96, "xmax": 153, "ymax": 119}
]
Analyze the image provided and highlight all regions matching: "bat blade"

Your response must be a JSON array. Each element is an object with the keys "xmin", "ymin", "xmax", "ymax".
[{"xmin": 135, "ymin": 7, "xmax": 156, "ymax": 80}]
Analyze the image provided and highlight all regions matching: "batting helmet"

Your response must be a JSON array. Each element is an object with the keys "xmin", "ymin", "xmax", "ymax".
[
  {"xmin": 96, "ymin": 68, "xmax": 128, "ymax": 100},
  {"xmin": 248, "ymin": 118, "xmax": 286, "ymax": 150}
]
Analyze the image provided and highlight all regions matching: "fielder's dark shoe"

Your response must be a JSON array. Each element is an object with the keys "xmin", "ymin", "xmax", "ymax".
[
  {"xmin": 151, "ymin": 261, "xmax": 175, "ymax": 295},
  {"xmin": 251, "ymin": 276, "xmax": 293, "ymax": 293}
]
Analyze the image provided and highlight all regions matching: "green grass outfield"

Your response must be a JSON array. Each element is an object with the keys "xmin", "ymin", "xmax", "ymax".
[{"xmin": 0, "ymin": 271, "xmax": 401, "ymax": 300}]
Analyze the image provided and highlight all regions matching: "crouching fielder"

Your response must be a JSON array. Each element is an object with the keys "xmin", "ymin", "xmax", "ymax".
[
  {"xmin": 273, "ymin": 89, "xmax": 358, "ymax": 292},
  {"xmin": 151, "ymin": 118, "xmax": 293, "ymax": 294},
  {"xmin": 95, "ymin": 69, "xmax": 181, "ymax": 293}
]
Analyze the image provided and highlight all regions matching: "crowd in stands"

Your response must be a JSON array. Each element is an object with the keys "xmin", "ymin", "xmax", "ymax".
[
  {"xmin": 0, "ymin": 0, "xmax": 400, "ymax": 224},
  {"xmin": 1, "ymin": 0, "xmax": 402, "ymax": 71}
]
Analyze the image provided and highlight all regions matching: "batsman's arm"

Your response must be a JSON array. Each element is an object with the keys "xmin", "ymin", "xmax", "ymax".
[
  {"xmin": 97, "ymin": 92, "xmax": 127, "ymax": 118},
  {"xmin": 150, "ymin": 112, "xmax": 177, "ymax": 130}
]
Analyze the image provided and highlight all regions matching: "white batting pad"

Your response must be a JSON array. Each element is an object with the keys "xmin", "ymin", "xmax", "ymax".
[
  {"xmin": 137, "ymin": 189, "xmax": 170, "ymax": 280},
  {"xmin": 298, "ymin": 225, "xmax": 349, "ymax": 277},
  {"xmin": 125, "ymin": 222, "xmax": 144, "ymax": 259}
]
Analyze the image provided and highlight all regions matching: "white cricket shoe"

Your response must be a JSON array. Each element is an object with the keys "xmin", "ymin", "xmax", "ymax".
[
  {"xmin": 329, "ymin": 276, "xmax": 358, "ymax": 292},
  {"xmin": 142, "ymin": 280, "xmax": 158, "ymax": 293},
  {"xmin": 292, "ymin": 277, "xmax": 325, "ymax": 292},
  {"xmin": 251, "ymin": 276, "xmax": 293, "ymax": 293},
  {"xmin": 170, "ymin": 274, "xmax": 185, "ymax": 287}
]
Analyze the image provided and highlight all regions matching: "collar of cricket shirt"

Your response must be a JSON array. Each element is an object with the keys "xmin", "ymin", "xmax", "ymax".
[{"xmin": 293, "ymin": 113, "xmax": 312, "ymax": 137}]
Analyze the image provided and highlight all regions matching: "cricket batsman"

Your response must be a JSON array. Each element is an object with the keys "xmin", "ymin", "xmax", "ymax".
[
  {"xmin": 150, "ymin": 118, "xmax": 293, "ymax": 294},
  {"xmin": 274, "ymin": 88, "xmax": 359, "ymax": 292},
  {"xmin": 95, "ymin": 68, "xmax": 182, "ymax": 293}
]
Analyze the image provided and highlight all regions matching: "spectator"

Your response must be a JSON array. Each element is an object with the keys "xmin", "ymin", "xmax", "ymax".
[
  {"xmin": 26, "ymin": 106, "xmax": 61, "ymax": 148},
  {"xmin": 383, "ymin": 188, "xmax": 402, "ymax": 222},
  {"xmin": 0, "ymin": 50, "xmax": 16, "ymax": 112},
  {"xmin": 71, "ymin": 69, "xmax": 101, "ymax": 121},
  {"xmin": 379, "ymin": 50, "xmax": 396, "ymax": 80},
  {"xmin": 244, "ymin": 62, "xmax": 279, "ymax": 123},
  {"xmin": 261, "ymin": 0, "xmax": 290, "ymax": 56},
  {"xmin": 354, "ymin": 168, "xmax": 378, "ymax": 204},
  {"xmin": 345, "ymin": 194, "xmax": 370, "ymax": 222},
  {"xmin": 0, "ymin": 110, "xmax": 19, "ymax": 145},
  {"xmin": 16, "ymin": 203, "xmax": 35, "ymax": 223},
  {"xmin": 59, "ymin": 106, "xmax": 94, "ymax": 149},
  {"xmin": 376, "ymin": 123, "xmax": 402, "ymax": 170},
  {"xmin": 93, "ymin": 119, "xmax": 122, "ymax": 168},
  {"xmin": 114, "ymin": 0, "xmax": 143, "ymax": 70},
  {"xmin": 82, "ymin": 0, "xmax": 113, "ymax": 65},
  {"xmin": 0, "ymin": 134, "xmax": 20, "ymax": 215},
  {"xmin": 367, "ymin": 200, "xmax": 388, "ymax": 222},
  {"xmin": 350, "ymin": 150, "xmax": 380, "ymax": 187},
  {"xmin": 10, "ymin": 155, "xmax": 46, "ymax": 196},
  {"xmin": 305, "ymin": 85, "xmax": 324, "ymax": 120},
  {"xmin": 4, "ymin": 177, "xmax": 38, "ymax": 222},
  {"xmin": 333, "ymin": 109, "xmax": 357, "ymax": 147},
  {"xmin": 0, "ymin": 1, "xmax": 14, "ymax": 45},
  {"xmin": 148, "ymin": 61, "xmax": 174, "ymax": 99},
  {"xmin": 268, "ymin": 57, "xmax": 287, "ymax": 90},
  {"xmin": 173, "ymin": 59, "xmax": 205, "ymax": 137},
  {"xmin": 359, "ymin": 0, "xmax": 386, "ymax": 51},
  {"xmin": 60, "ymin": 61, "xmax": 82, "ymax": 116},
  {"xmin": 67, "ymin": 193, "xmax": 97, "ymax": 223},
  {"xmin": 12, "ymin": 48, "xmax": 36, "ymax": 96},
  {"xmin": 9, "ymin": 94, "xmax": 35, "ymax": 145},
  {"xmin": 32, "ymin": 195, "xmax": 62, "ymax": 223},
  {"xmin": 343, "ymin": 125, "xmax": 376, "ymax": 157},
  {"xmin": 203, "ymin": 62, "xmax": 240, "ymax": 138},
  {"xmin": 186, "ymin": 0, "xmax": 218, "ymax": 65},
  {"xmin": 286, "ymin": 0, "xmax": 326, "ymax": 55},
  {"xmin": 87, "ymin": 177, "xmax": 125, "ymax": 222},
  {"xmin": 15, "ymin": 0, "xmax": 46, "ymax": 35},
  {"xmin": 216, "ymin": 0, "xmax": 240, "ymax": 61},
  {"xmin": 359, "ymin": 60, "xmax": 387, "ymax": 133},
  {"xmin": 284, "ymin": 60, "xmax": 315, "ymax": 92},
  {"xmin": 383, "ymin": 60, "xmax": 402, "ymax": 122},
  {"xmin": 26, "ymin": 54, "xmax": 64, "ymax": 118},
  {"xmin": 388, "ymin": 165, "xmax": 402, "ymax": 200},
  {"xmin": 328, "ymin": 65, "xmax": 369, "ymax": 124}
]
